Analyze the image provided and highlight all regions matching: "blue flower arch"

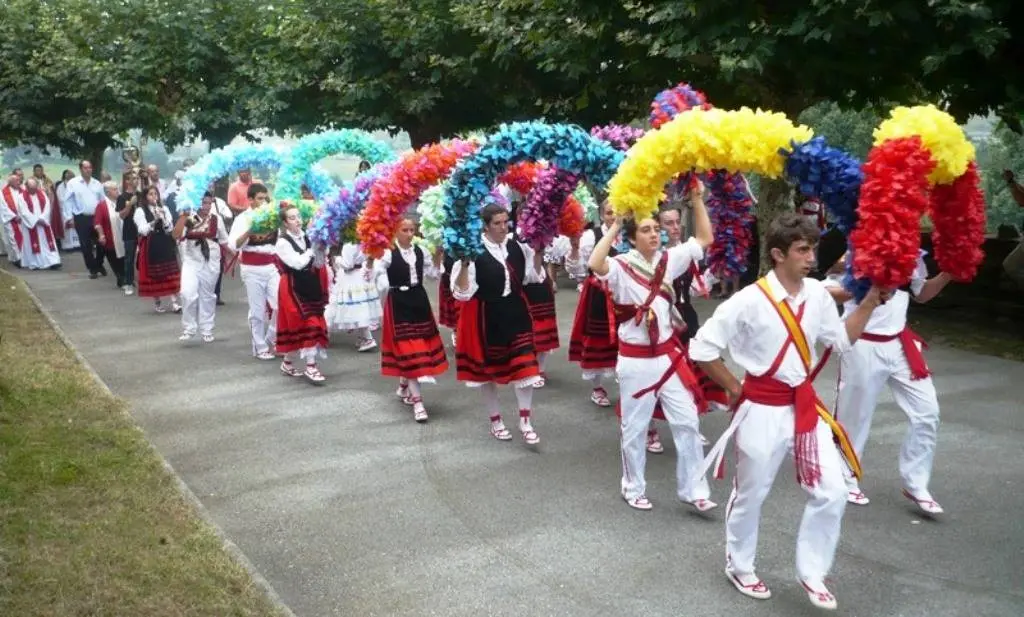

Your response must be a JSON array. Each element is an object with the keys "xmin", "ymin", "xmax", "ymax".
[
  {"xmin": 275, "ymin": 130, "xmax": 396, "ymax": 202},
  {"xmin": 442, "ymin": 122, "xmax": 625, "ymax": 259}
]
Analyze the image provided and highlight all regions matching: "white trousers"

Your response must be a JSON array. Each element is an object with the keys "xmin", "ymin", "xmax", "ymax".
[
  {"xmin": 617, "ymin": 354, "xmax": 709, "ymax": 502},
  {"xmin": 725, "ymin": 403, "xmax": 847, "ymax": 582},
  {"xmin": 2, "ymin": 223, "xmax": 20, "ymax": 262},
  {"xmin": 835, "ymin": 338, "xmax": 940, "ymax": 495},
  {"xmin": 240, "ymin": 263, "xmax": 279, "ymax": 355},
  {"xmin": 180, "ymin": 258, "xmax": 220, "ymax": 336}
]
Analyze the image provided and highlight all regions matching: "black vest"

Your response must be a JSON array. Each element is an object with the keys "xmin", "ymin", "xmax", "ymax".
[
  {"xmin": 475, "ymin": 239, "xmax": 525, "ymax": 302},
  {"xmin": 386, "ymin": 245, "xmax": 424, "ymax": 288}
]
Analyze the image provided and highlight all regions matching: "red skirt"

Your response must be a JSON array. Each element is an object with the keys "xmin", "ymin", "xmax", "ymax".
[
  {"xmin": 438, "ymin": 274, "xmax": 460, "ymax": 329},
  {"xmin": 455, "ymin": 296, "xmax": 539, "ymax": 385},
  {"xmin": 276, "ymin": 267, "xmax": 329, "ymax": 354},
  {"xmin": 568, "ymin": 276, "xmax": 618, "ymax": 370},
  {"xmin": 381, "ymin": 287, "xmax": 448, "ymax": 379},
  {"xmin": 136, "ymin": 235, "xmax": 180, "ymax": 298},
  {"xmin": 523, "ymin": 281, "xmax": 559, "ymax": 353}
]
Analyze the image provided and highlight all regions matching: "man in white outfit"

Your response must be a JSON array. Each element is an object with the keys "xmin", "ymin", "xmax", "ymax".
[
  {"xmin": 17, "ymin": 177, "xmax": 62, "ymax": 270},
  {"xmin": 825, "ymin": 251, "xmax": 950, "ymax": 514},
  {"xmin": 691, "ymin": 213, "xmax": 887, "ymax": 610},
  {"xmin": 174, "ymin": 192, "xmax": 231, "ymax": 343},
  {"xmin": 227, "ymin": 183, "xmax": 279, "ymax": 359}
]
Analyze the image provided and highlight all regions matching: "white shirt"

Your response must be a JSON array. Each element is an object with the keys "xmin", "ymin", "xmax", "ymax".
[
  {"xmin": 275, "ymin": 230, "xmax": 313, "ymax": 270},
  {"xmin": 213, "ymin": 197, "xmax": 233, "ymax": 222},
  {"xmin": 179, "ymin": 213, "xmax": 229, "ymax": 264},
  {"xmin": 564, "ymin": 224, "xmax": 618, "ymax": 278},
  {"xmin": 824, "ymin": 255, "xmax": 927, "ymax": 336},
  {"xmin": 228, "ymin": 208, "xmax": 275, "ymax": 254},
  {"xmin": 596, "ymin": 238, "xmax": 704, "ymax": 346},
  {"xmin": 449, "ymin": 234, "xmax": 545, "ymax": 301},
  {"xmin": 690, "ymin": 270, "xmax": 852, "ymax": 387},
  {"xmin": 63, "ymin": 176, "xmax": 104, "ymax": 216},
  {"xmin": 377, "ymin": 244, "xmax": 420, "ymax": 287},
  {"xmin": 133, "ymin": 204, "xmax": 173, "ymax": 237}
]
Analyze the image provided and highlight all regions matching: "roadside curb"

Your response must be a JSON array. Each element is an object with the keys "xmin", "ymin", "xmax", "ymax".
[{"xmin": 2, "ymin": 271, "xmax": 299, "ymax": 617}]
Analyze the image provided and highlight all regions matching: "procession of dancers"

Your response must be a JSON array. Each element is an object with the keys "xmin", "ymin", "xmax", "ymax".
[{"xmin": 119, "ymin": 160, "xmax": 951, "ymax": 613}]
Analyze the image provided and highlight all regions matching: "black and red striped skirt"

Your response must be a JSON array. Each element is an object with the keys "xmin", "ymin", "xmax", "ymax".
[
  {"xmin": 523, "ymin": 280, "xmax": 559, "ymax": 353},
  {"xmin": 276, "ymin": 267, "xmax": 330, "ymax": 354},
  {"xmin": 136, "ymin": 233, "xmax": 180, "ymax": 298},
  {"xmin": 455, "ymin": 294, "xmax": 539, "ymax": 385},
  {"xmin": 438, "ymin": 273, "xmax": 460, "ymax": 329},
  {"xmin": 568, "ymin": 276, "xmax": 618, "ymax": 370},
  {"xmin": 381, "ymin": 285, "xmax": 448, "ymax": 378}
]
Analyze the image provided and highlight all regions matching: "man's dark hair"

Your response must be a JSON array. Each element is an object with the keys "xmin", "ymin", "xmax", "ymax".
[
  {"xmin": 32, "ymin": 163, "xmax": 43, "ymax": 170},
  {"xmin": 247, "ymin": 182, "xmax": 268, "ymax": 200},
  {"xmin": 481, "ymin": 203, "xmax": 507, "ymax": 225},
  {"xmin": 765, "ymin": 212, "xmax": 820, "ymax": 265}
]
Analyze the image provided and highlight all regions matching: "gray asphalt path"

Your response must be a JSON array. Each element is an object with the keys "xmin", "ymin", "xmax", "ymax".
[{"xmin": 10, "ymin": 256, "xmax": 1024, "ymax": 617}]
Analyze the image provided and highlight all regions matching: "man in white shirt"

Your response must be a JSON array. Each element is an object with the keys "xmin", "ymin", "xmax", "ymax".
[
  {"xmin": 228, "ymin": 183, "xmax": 279, "ymax": 359},
  {"xmin": 63, "ymin": 160, "xmax": 107, "ymax": 278},
  {"xmin": 825, "ymin": 252, "xmax": 950, "ymax": 514},
  {"xmin": 690, "ymin": 212, "xmax": 887, "ymax": 611},
  {"xmin": 209, "ymin": 183, "xmax": 233, "ymax": 305},
  {"xmin": 147, "ymin": 164, "xmax": 170, "ymax": 201}
]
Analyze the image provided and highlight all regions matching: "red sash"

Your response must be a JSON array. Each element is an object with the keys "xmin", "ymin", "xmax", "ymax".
[
  {"xmin": 23, "ymin": 188, "xmax": 55, "ymax": 253},
  {"xmin": 619, "ymin": 340, "xmax": 706, "ymax": 412},
  {"xmin": 860, "ymin": 329, "xmax": 930, "ymax": 380},
  {"xmin": 611, "ymin": 252, "xmax": 673, "ymax": 354},
  {"xmin": 2, "ymin": 186, "xmax": 24, "ymax": 250},
  {"xmin": 732, "ymin": 278, "xmax": 861, "ymax": 487},
  {"xmin": 240, "ymin": 251, "xmax": 275, "ymax": 266}
]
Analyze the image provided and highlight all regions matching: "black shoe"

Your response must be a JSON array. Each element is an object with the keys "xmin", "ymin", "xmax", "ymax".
[
  {"xmin": 216, "ymin": 299, "xmax": 225, "ymax": 306},
  {"xmin": 89, "ymin": 272, "xmax": 98, "ymax": 279},
  {"xmin": 98, "ymin": 267, "xmax": 108, "ymax": 277}
]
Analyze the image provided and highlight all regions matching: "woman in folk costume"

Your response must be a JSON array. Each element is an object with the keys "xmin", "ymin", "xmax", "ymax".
[
  {"xmin": 509, "ymin": 203, "xmax": 559, "ymax": 387},
  {"xmin": 451, "ymin": 203, "xmax": 546, "ymax": 445},
  {"xmin": 690, "ymin": 213, "xmax": 887, "ymax": 610},
  {"xmin": 564, "ymin": 199, "xmax": 621, "ymax": 408},
  {"xmin": 133, "ymin": 185, "xmax": 181, "ymax": 313},
  {"xmin": 275, "ymin": 203, "xmax": 331, "ymax": 384},
  {"xmin": 325, "ymin": 235, "xmax": 382, "ymax": 352},
  {"xmin": 588, "ymin": 181, "xmax": 717, "ymax": 513},
  {"xmin": 435, "ymin": 251, "xmax": 460, "ymax": 346},
  {"xmin": 17, "ymin": 177, "xmax": 62, "ymax": 270},
  {"xmin": 368, "ymin": 216, "xmax": 449, "ymax": 423},
  {"xmin": 93, "ymin": 181, "xmax": 126, "ymax": 285},
  {"xmin": 172, "ymin": 192, "xmax": 231, "ymax": 343}
]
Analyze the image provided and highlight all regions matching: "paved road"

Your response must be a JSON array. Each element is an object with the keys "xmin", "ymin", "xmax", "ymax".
[{"xmin": 10, "ymin": 256, "xmax": 1024, "ymax": 617}]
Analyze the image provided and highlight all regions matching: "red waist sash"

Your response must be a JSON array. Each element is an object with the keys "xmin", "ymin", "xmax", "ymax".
[
  {"xmin": 741, "ymin": 372, "xmax": 823, "ymax": 487},
  {"xmin": 240, "ymin": 251, "xmax": 275, "ymax": 266},
  {"xmin": 619, "ymin": 340, "xmax": 705, "ymax": 412},
  {"xmin": 859, "ymin": 328, "xmax": 930, "ymax": 380}
]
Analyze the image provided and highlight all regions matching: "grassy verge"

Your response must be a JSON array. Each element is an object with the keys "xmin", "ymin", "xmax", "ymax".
[{"xmin": 0, "ymin": 275, "xmax": 286, "ymax": 616}]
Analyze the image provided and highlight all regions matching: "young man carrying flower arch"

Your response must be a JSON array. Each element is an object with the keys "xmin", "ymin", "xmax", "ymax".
[{"xmin": 690, "ymin": 212, "xmax": 888, "ymax": 610}]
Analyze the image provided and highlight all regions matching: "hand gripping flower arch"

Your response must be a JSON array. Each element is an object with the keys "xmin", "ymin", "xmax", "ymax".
[
  {"xmin": 356, "ymin": 139, "xmax": 480, "ymax": 259},
  {"xmin": 847, "ymin": 105, "xmax": 985, "ymax": 297},
  {"xmin": 649, "ymin": 83, "xmax": 756, "ymax": 280},
  {"xmin": 176, "ymin": 143, "xmax": 333, "ymax": 214},
  {"xmin": 608, "ymin": 107, "xmax": 813, "ymax": 220},
  {"xmin": 441, "ymin": 122, "xmax": 625, "ymax": 260},
  {"xmin": 275, "ymin": 129, "xmax": 396, "ymax": 202}
]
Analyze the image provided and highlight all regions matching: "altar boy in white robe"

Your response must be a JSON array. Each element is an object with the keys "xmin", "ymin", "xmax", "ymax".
[{"xmin": 17, "ymin": 178, "xmax": 61, "ymax": 270}]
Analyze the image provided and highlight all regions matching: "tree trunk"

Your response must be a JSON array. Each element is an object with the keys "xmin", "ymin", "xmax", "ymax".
[
  {"xmin": 406, "ymin": 123, "xmax": 442, "ymax": 150},
  {"xmin": 755, "ymin": 176, "xmax": 795, "ymax": 275}
]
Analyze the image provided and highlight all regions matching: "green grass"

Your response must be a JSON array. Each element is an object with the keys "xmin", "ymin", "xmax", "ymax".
[{"xmin": 0, "ymin": 274, "xmax": 287, "ymax": 617}]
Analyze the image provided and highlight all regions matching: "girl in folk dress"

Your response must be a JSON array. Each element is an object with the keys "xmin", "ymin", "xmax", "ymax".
[
  {"xmin": 275, "ymin": 205, "xmax": 331, "ymax": 384},
  {"xmin": 133, "ymin": 186, "xmax": 181, "ymax": 313},
  {"xmin": 520, "ymin": 233, "xmax": 560, "ymax": 388},
  {"xmin": 451, "ymin": 203, "xmax": 545, "ymax": 446},
  {"xmin": 325, "ymin": 240, "xmax": 382, "ymax": 351},
  {"xmin": 173, "ymin": 192, "xmax": 230, "ymax": 343},
  {"xmin": 564, "ymin": 200, "xmax": 621, "ymax": 408},
  {"xmin": 371, "ymin": 217, "xmax": 449, "ymax": 422},
  {"xmin": 435, "ymin": 251, "xmax": 460, "ymax": 346}
]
